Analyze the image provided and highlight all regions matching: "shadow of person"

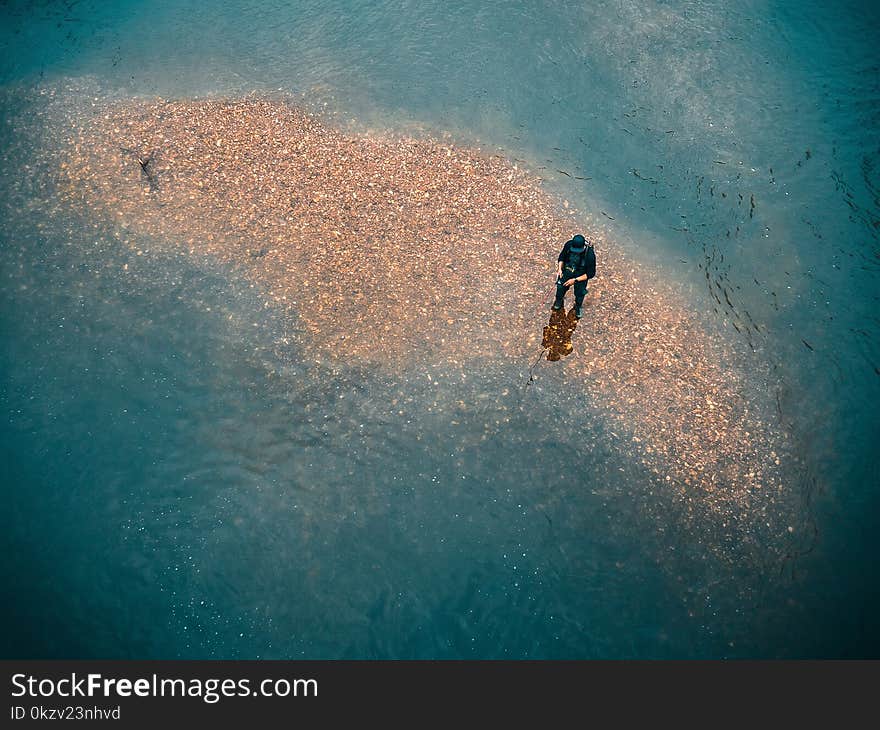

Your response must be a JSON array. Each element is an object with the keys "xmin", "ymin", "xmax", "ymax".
[{"xmin": 541, "ymin": 307, "xmax": 578, "ymax": 361}]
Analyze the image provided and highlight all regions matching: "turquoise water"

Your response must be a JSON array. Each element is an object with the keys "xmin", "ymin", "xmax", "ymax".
[{"xmin": 1, "ymin": 0, "xmax": 878, "ymax": 657}]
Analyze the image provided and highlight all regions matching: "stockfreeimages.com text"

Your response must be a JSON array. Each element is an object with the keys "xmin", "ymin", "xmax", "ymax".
[{"xmin": 10, "ymin": 673, "xmax": 317, "ymax": 704}]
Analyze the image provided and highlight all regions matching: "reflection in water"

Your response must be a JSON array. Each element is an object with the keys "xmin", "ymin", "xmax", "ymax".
[{"xmin": 542, "ymin": 308, "xmax": 578, "ymax": 362}]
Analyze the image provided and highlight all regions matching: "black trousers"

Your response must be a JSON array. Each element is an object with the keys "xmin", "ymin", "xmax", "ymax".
[{"xmin": 554, "ymin": 276, "xmax": 587, "ymax": 309}]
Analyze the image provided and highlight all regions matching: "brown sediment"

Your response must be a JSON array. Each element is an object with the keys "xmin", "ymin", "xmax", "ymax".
[{"xmin": 48, "ymin": 91, "xmax": 797, "ymax": 538}]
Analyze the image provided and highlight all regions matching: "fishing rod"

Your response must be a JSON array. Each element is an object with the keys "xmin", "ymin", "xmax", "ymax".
[
  {"xmin": 531, "ymin": 277, "xmax": 559, "ymax": 315},
  {"xmin": 530, "ymin": 277, "xmax": 556, "ymax": 333},
  {"xmin": 518, "ymin": 277, "xmax": 561, "ymax": 399}
]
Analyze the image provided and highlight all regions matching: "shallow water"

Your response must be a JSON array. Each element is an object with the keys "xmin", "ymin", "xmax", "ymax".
[{"xmin": 1, "ymin": 1, "xmax": 878, "ymax": 658}]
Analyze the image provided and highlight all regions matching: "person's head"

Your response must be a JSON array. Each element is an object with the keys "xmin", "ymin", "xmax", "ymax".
[{"xmin": 570, "ymin": 234, "xmax": 586, "ymax": 252}]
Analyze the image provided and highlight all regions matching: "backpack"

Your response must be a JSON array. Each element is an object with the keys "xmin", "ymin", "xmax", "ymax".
[{"xmin": 584, "ymin": 243, "xmax": 596, "ymax": 279}]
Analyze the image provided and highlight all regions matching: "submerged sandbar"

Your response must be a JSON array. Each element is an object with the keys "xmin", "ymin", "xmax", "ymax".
[{"xmin": 37, "ymin": 88, "xmax": 804, "ymax": 554}]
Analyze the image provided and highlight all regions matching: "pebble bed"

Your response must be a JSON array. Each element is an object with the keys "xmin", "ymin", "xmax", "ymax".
[{"xmin": 14, "ymin": 84, "xmax": 807, "ymax": 557}]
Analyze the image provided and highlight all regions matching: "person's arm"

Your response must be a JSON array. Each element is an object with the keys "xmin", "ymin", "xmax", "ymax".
[
  {"xmin": 566, "ymin": 258, "xmax": 591, "ymax": 286},
  {"xmin": 556, "ymin": 243, "xmax": 568, "ymax": 279}
]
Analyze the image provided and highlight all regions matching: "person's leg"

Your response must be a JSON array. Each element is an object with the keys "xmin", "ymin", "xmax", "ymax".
[
  {"xmin": 552, "ymin": 278, "xmax": 567, "ymax": 310},
  {"xmin": 573, "ymin": 280, "xmax": 588, "ymax": 317}
]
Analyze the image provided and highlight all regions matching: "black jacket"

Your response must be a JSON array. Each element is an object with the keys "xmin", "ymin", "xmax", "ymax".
[{"xmin": 557, "ymin": 240, "xmax": 596, "ymax": 279}]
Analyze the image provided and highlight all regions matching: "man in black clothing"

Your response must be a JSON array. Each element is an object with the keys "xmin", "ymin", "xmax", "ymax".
[{"xmin": 552, "ymin": 234, "xmax": 596, "ymax": 318}]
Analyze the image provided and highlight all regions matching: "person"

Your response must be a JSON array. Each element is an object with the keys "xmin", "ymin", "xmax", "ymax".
[{"xmin": 552, "ymin": 234, "xmax": 596, "ymax": 318}]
